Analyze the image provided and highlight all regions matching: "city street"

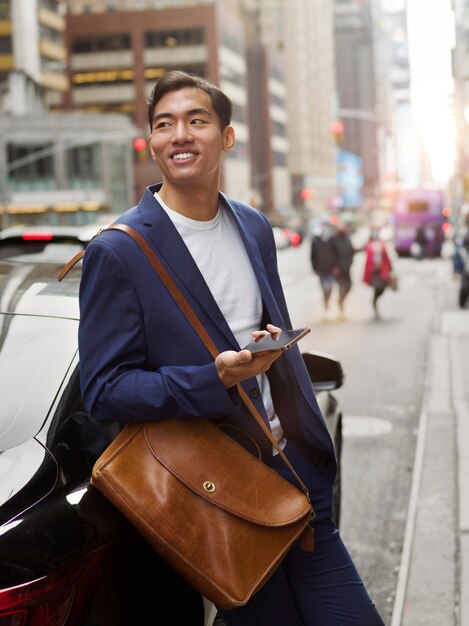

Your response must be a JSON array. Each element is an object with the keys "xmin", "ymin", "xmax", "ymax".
[
  {"xmin": 278, "ymin": 241, "xmax": 459, "ymax": 623},
  {"xmin": 1, "ymin": 1, "xmax": 465, "ymax": 624}
]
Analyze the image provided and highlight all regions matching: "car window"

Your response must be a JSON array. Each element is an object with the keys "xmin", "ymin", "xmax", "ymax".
[
  {"xmin": 0, "ymin": 315, "xmax": 79, "ymax": 451},
  {"xmin": 0, "ymin": 242, "xmax": 84, "ymax": 265},
  {"xmin": 0, "ymin": 253, "xmax": 81, "ymax": 318}
]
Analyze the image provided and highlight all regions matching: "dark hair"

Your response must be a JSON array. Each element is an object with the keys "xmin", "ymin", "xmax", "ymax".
[{"xmin": 147, "ymin": 70, "xmax": 232, "ymax": 131}]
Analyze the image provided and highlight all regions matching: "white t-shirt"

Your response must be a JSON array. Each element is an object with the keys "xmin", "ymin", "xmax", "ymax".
[{"xmin": 155, "ymin": 192, "xmax": 285, "ymax": 450}]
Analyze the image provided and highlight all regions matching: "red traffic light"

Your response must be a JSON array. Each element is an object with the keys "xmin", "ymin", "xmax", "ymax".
[
  {"xmin": 330, "ymin": 121, "xmax": 345, "ymax": 135},
  {"xmin": 133, "ymin": 137, "xmax": 147, "ymax": 151},
  {"xmin": 300, "ymin": 188, "xmax": 313, "ymax": 201}
]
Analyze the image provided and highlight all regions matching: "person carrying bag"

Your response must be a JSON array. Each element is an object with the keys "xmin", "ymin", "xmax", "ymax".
[{"xmin": 77, "ymin": 70, "xmax": 385, "ymax": 625}]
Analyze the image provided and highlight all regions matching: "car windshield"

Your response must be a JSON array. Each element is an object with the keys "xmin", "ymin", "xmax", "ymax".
[
  {"xmin": 0, "ymin": 240, "xmax": 81, "ymax": 451},
  {"xmin": 0, "ymin": 314, "xmax": 79, "ymax": 452},
  {"xmin": 0, "ymin": 243, "xmax": 81, "ymax": 318}
]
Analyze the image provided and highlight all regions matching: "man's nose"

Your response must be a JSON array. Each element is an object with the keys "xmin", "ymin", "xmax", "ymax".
[{"xmin": 172, "ymin": 121, "xmax": 193, "ymax": 143}]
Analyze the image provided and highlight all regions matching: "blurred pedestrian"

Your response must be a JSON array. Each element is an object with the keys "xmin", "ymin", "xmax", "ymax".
[
  {"xmin": 363, "ymin": 230, "xmax": 393, "ymax": 317},
  {"xmin": 310, "ymin": 220, "xmax": 338, "ymax": 311},
  {"xmin": 458, "ymin": 215, "xmax": 469, "ymax": 308},
  {"xmin": 414, "ymin": 226, "xmax": 427, "ymax": 260},
  {"xmin": 331, "ymin": 223, "xmax": 358, "ymax": 313}
]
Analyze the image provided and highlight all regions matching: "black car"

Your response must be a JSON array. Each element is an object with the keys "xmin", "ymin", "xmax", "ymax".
[{"xmin": 0, "ymin": 228, "xmax": 343, "ymax": 625}]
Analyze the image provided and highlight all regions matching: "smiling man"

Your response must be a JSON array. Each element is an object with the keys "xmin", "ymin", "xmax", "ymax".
[
  {"xmin": 78, "ymin": 70, "xmax": 384, "ymax": 626},
  {"xmin": 149, "ymin": 87, "xmax": 235, "ymax": 212}
]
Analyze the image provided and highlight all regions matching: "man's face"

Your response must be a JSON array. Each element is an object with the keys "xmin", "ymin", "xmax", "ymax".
[{"xmin": 149, "ymin": 87, "xmax": 235, "ymax": 189}]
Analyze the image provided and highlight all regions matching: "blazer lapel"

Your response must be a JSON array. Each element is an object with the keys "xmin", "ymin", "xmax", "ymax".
[
  {"xmin": 220, "ymin": 195, "xmax": 286, "ymax": 328},
  {"xmin": 138, "ymin": 187, "xmax": 239, "ymax": 349}
]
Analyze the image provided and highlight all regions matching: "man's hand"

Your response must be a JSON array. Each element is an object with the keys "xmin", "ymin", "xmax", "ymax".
[{"xmin": 215, "ymin": 324, "xmax": 282, "ymax": 389}]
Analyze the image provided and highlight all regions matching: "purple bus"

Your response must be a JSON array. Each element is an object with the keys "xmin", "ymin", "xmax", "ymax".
[{"xmin": 392, "ymin": 188, "xmax": 447, "ymax": 257}]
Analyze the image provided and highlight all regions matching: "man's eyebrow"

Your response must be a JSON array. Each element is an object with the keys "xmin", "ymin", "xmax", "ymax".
[{"xmin": 152, "ymin": 107, "xmax": 212, "ymax": 123}]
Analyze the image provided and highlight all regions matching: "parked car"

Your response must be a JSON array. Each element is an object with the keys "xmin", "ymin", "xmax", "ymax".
[
  {"xmin": 0, "ymin": 230, "xmax": 343, "ymax": 625},
  {"xmin": 272, "ymin": 225, "xmax": 291, "ymax": 250},
  {"xmin": 271, "ymin": 223, "xmax": 304, "ymax": 250}
]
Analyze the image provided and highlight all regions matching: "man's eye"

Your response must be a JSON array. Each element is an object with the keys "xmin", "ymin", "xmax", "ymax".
[
  {"xmin": 154, "ymin": 121, "xmax": 170, "ymax": 129},
  {"xmin": 190, "ymin": 119, "xmax": 205, "ymax": 125}
]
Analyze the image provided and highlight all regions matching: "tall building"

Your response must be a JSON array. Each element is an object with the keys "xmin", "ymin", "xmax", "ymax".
[
  {"xmin": 334, "ymin": 0, "xmax": 394, "ymax": 207},
  {"xmin": 241, "ymin": 2, "xmax": 290, "ymax": 215},
  {"xmin": 248, "ymin": 0, "xmax": 338, "ymax": 217},
  {"xmin": 0, "ymin": 0, "xmax": 68, "ymax": 113},
  {"xmin": 381, "ymin": 0, "xmax": 420, "ymax": 190},
  {"xmin": 63, "ymin": 0, "xmax": 255, "ymax": 203}
]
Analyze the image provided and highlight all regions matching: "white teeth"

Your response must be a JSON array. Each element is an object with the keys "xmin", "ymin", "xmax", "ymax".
[{"xmin": 173, "ymin": 152, "xmax": 195, "ymax": 160}]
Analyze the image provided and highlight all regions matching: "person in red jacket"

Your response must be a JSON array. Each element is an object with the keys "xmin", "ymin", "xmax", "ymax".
[{"xmin": 363, "ymin": 230, "xmax": 393, "ymax": 317}]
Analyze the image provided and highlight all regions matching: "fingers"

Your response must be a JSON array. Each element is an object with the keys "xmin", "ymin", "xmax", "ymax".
[
  {"xmin": 215, "ymin": 325, "xmax": 285, "ymax": 388},
  {"xmin": 250, "ymin": 324, "xmax": 282, "ymax": 343},
  {"xmin": 215, "ymin": 347, "xmax": 280, "ymax": 389},
  {"xmin": 266, "ymin": 323, "xmax": 281, "ymax": 338},
  {"xmin": 221, "ymin": 349, "xmax": 252, "ymax": 368}
]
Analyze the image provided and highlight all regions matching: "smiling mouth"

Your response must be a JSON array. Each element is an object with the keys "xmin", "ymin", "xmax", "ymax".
[{"xmin": 172, "ymin": 152, "xmax": 197, "ymax": 160}]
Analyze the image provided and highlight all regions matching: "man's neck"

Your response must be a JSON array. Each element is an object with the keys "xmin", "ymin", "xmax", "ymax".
[{"xmin": 158, "ymin": 182, "xmax": 219, "ymax": 221}]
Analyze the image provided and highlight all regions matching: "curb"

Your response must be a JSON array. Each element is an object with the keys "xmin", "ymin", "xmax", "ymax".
[{"xmin": 392, "ymin": 309, "xmax": 469, "ymax": 626}]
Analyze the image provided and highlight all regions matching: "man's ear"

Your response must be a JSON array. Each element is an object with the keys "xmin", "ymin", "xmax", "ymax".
[{"xmin": 223, "ymin": 125, "xmax": 235, "ymax": 153}]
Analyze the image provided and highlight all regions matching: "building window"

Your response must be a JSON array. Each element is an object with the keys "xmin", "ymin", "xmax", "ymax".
[
  {"xmin": 231, "ymin": 102, "xmax": 247, "ymax": 126},
  {"xmin": 0, "ymin": 0, "xmax": 10, "ymax": 18},
  {"xmin": 39, "ymin": 24, "xmax": 63, "ymax": 45},
  {"xmin": 7, "ymin": 144, "xmax": 55, "ymax": 190},
  {"xmin": 270, "ymin": 93, "xmax": 285, "ymax": 109},
  {"xmin": 229, "ymin": 139, "xmax": 248, "ymax": 161},
  {"xmin": 145, "ymin": 64, "xmax": 207, "ymax": 85},
  {"xmin": 273, "ymin": 151, "xmax": 287, "ymax": 167},
  {"xmin": 38, "ymin": 0, "xmax": 61, "ymax": 11},
  {"xmin": 72, "ymin": 34, "xmax": 131, "ymax": 54},
  {"xmin": 145, "ymin": 28, "xmax": 205, "ymax": 49},
  {"xmin": 75, "ymin": 103, "xmax": 135, "ymax": 116},
  {"xmin": 271, "ymin": 120, "xmax": 286, "ymax": 138},
  {"xmin": 67, "ymin": 145, "xmax": 101, "ymax": 189},
  {"xmin": 0, "ymin": 37, "xmax": 12, "ymax": 54},
  {"xmin": 73, "ymin": 68, "xmax": 134, "ymax": 85}
]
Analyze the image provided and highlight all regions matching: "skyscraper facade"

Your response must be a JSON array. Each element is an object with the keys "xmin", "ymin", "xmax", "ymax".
[
  {"xmin": 0, "ymin": 0, "xmax": 68, "ymax": 114},
  {"xmin": 64, "ymin": 0, "xmax": 254, "ymax": 202},
  {"xmin": 249, "ymin": 0, "xmax": 338, "ymax": 215}
]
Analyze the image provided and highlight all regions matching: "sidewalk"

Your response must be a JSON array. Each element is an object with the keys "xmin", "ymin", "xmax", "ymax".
[{"xmin": 391, "ymin": 307, "xmax": 469, "ymax": 626}]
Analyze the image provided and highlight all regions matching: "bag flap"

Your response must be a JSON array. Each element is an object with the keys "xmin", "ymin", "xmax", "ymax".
[{"xmin": 144, "ymin": 418, "xmax": 311, "ymax": 527}]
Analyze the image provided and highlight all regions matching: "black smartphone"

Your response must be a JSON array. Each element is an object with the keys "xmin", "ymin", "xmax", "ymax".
[{"xmin": 242, "ymin": 327, "xmax": 310, "ymax": 354}]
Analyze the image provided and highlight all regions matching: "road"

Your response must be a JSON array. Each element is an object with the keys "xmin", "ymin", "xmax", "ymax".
[{"xmin": 277, "ymin": 241, "xmax": 456, "ymax": 624}]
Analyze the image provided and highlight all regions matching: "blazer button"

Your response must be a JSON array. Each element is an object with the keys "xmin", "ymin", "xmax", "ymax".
[{"xmin": 249, "ymin": 387, "xmax": 260, "ymax": 398}]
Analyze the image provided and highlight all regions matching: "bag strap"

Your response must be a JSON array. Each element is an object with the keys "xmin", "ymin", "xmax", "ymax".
[{"xmin": 58, "ymin": 223, "xmax": 310, "ymax": 501}]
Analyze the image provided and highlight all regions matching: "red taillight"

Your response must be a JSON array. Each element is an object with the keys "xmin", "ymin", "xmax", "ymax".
[
  {"xmin": 21, "ymin": 233, "xmax": 54, "ymax": 241},
  {"xmin": 290, "ymin": 232, "xmax": 301, "ymax": 247},
  {"xmin": 0, "ymin": 546, "xmax": 109, "ymax": 626}
]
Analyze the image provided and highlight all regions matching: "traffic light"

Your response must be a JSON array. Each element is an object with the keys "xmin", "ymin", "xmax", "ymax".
[
  {"xmin": 300, "ymin": 188, "xmax": 313, "ymax": 201},
  {"xmin": 133, "ymin": 137, "xmax": 148, "ymax": 160},
  {"xmin": 330, "ymin": 121, "xmax": 345, "ymax": 145}
]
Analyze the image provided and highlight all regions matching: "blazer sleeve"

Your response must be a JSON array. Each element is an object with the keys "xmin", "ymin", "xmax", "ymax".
[{"xmin": 78, "ymin": 240, "xmax": 240, "ymax": 424}]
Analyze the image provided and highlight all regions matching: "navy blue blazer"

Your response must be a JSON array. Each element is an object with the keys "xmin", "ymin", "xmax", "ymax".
[{"xmin": 78, "ymin": 184, "xmax": 337, "ymax": 482}]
